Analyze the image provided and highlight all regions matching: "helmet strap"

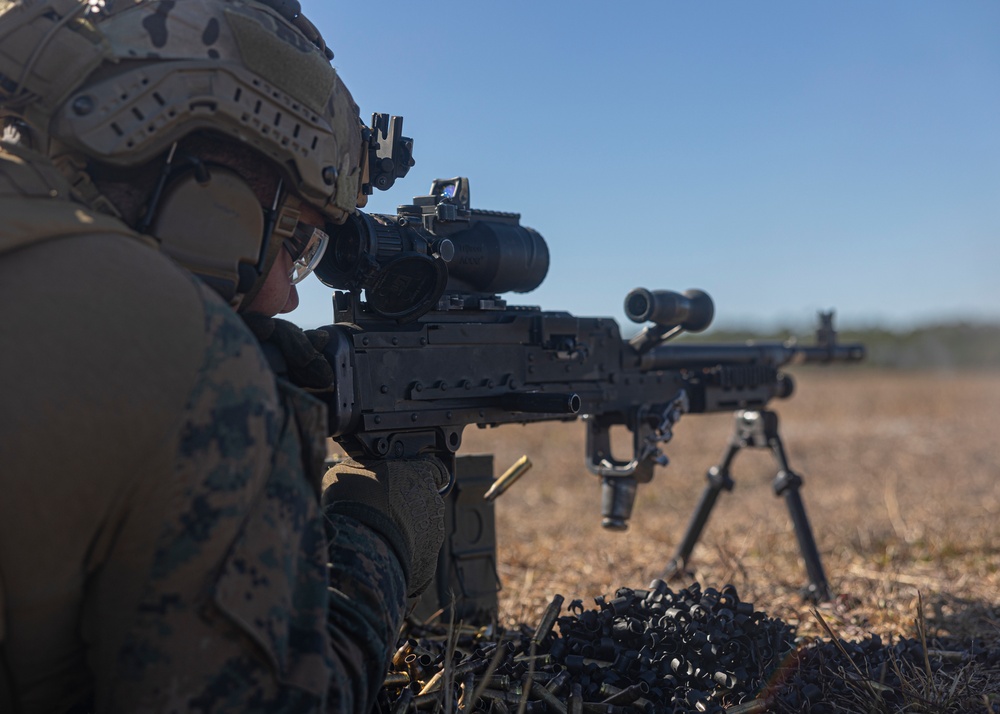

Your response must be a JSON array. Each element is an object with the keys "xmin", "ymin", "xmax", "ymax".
[{"xmin": 239, "ymin": 190, "xmax": 301, "ymax": 310}]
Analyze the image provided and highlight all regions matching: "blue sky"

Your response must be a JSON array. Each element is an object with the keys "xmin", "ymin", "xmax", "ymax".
[{"xmin": 292, "ymin": 1, "xmax": 1000, "ymax": 332}]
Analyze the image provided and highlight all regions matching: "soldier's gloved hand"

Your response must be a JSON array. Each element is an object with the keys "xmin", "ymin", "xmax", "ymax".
[
  {"xmin": 241, "ymin": 313, "xmax": 334, "ymax": 389},
  {"xmin": 322, "ymin": 456, "xmax": 448, "ymax": 597}
]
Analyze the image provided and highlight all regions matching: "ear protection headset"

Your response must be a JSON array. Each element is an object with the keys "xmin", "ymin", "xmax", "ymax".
[{"xmin": 139, "ymin": 144, "xmax": 292, "ymax": 303}]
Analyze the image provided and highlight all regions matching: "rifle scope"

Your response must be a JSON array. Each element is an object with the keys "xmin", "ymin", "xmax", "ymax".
[
  {"xmin": 315, "ymin": 178, "xmax": 549, "ymax": 320},
  {"xmin": 625, "ymin": 288, "xmax": 715, "ymax": 332}
]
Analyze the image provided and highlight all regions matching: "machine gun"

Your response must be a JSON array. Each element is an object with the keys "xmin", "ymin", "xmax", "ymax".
[{"xmin": 314, "ymin": 120, "xmax": 863, "ymax": 606}]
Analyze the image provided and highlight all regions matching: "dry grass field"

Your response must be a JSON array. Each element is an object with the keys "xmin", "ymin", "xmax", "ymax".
[{"xmin": 458, "ymin": 368, "xmax": 1000, "ymax": 649}]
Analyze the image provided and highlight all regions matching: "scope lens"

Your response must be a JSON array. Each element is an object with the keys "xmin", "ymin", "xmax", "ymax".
[
  {"xmin": 625, "ymin": 291, "xmax": 652, "ymax": 322},
  {"xmin": 332, "ymin": 228, "xmax": 361, "ymax": 272}
]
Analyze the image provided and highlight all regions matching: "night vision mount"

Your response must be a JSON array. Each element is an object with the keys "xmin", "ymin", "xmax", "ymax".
[{"xmin": 362, "ymin": 113, "xmax": 414, "ymax": 195}]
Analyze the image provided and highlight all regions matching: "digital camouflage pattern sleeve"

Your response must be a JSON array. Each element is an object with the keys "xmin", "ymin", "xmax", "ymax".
[
  {"xmin": 324, "ymin": 515, "xmax": 408, "ymax": 713},
  {"xmin": 89, "ymin": 285, "xmax": 406, "ymax": 714},
  {"xmin": 277, "ymin": 349, "xmax": 411, "ymax": 713}
]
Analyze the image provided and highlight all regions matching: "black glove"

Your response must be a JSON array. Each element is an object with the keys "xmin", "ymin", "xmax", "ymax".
[
  {"xmin": 241, "ymin": 314, "xmax": 334, "ymax": 389},
  {"xmin": 322, "ymin": 456, "xmax": 448, "ymax": 597}
]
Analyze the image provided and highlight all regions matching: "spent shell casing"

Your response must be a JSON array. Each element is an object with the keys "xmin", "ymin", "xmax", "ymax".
[
  {"xmin": 513, "ymin": 653, "xmax": 552, "ymax": 665},
  {"xmin": 597, "ymin": 683, "xmax": 621, "ymax": 699},
  {"xmin": 457, "ymin": 672, "xmax": 476, "ymax": 712},
  {"xmin": 403, "ymin": 652, "xmax": 434, "ymax": 671},
  {"xmin": 382, "ymin": 672, "xmax": 411, "ymax": 689},
  {"xmin": 411, "ymin": 692, "xmax": 442, "ymax": 710},
  {"xmin": 478, "ymin": 688, "xmax": 524, "ymax": 705},
  {"xmin": 391, "ymin": 687, "xmax": 414, "ymax": 714},
  {"xmin": 723, "ymin": 699, "xmax": 768, "ymax": 714},
  {"xmin": 453, "ymin": 657, "xmax": 490, "ymax": 676},
  {"xmin": 564, "ymin": 654, "xmax": 614, "ymax": 670},
  {"xmin": 413, "ymin": 652, "xmax": 435, "ymax": 668},
  {"xmin": 486, "ymin": 674, "xmax": 511, "ymax": 690},
  {"xmin": 392, "ymin": 641, "xmax": 413, "ymax": 669},
  {"xmin": 533, "ymin": 594, "xmax": 565, "ymax": 645},
  {"xmin": 530, "ymin": 681, "xmax": 568, "ymax": 714},
  {"xmin": 600, "ymin": 683, "xmax": 648, "ymax": 705},
  {"xmin": 483, "ymin": 455, "xmax": 532, "ymax": 501},
  {"xmin": 569, "ymin": 684, "xmax": 583, "ymax": 714},
  {"xmin": 417, "ymin": 669, "xmax": 444, "ymax": 696},
  {"xmin": 545, "ymin": 670, "xmax": 571, "ymax": 696}
]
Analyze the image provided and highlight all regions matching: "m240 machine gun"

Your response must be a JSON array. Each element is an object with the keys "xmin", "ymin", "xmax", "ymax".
[{"xmin": 314, "ymin": 120, "xmax": 864, "ymax": 613}]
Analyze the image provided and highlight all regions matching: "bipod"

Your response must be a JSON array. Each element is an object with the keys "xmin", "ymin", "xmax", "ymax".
[{"xmin": 661, "ymin": 409, "xmax": 831, "ymax": 601}]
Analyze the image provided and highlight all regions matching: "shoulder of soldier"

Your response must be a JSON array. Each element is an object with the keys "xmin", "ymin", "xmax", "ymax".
[
  {"xmin": 0, "ymin": 141, "xmax": 282, "ymax": 453},
  {"xmin": 0, "ymin": 211, "xmax": 279, "ymax": 501},
  {"xmin": 0, "ymin": 142, "xmax": 73, "ymax": 196},
  {"xmin": 0, "ymin": 141, "xmax": 277, "ymax": 427},
  {"xmin": 0, "ymin": 143, "xmax": 155, "ymax": 256}
]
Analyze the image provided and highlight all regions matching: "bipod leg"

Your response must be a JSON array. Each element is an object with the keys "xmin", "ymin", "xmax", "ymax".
[
  {"xmin": 760, "ymin": 410, "xmax": 831, "ymax": 602},
  {"xmin": 662, "ymin": 413, "xmax": 744, "ymax": 580}
]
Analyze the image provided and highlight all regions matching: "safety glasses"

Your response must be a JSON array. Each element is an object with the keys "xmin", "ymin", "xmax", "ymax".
[{"xmin": 284, "ymin": 223, "xmax": 329, "ymax": 284}]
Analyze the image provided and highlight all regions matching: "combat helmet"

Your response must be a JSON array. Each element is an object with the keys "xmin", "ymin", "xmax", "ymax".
[{"xmin": 0, "ymin": 0, "xmax": 364, "ymax": 303}]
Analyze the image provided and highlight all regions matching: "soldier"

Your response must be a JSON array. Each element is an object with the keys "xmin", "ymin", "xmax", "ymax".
[{"xmin": 0, "ymin": 0, "xmax": 445, "ymax": 712}]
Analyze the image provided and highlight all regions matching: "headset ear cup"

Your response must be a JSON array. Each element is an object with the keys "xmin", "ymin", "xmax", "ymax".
[{"xmin": 149, "ymin": 166, "xmax": 265, "ymax": 300}]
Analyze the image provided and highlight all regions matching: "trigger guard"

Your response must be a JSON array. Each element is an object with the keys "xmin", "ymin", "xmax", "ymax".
[{"xmin": 438, "ymin": 468, "xmax": 455, "ymax": 496}]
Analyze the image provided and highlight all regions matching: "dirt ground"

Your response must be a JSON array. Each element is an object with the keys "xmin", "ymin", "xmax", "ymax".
[{"xmin": 456, "ymin": 368, "xmax": 1000, "ymax": 647}]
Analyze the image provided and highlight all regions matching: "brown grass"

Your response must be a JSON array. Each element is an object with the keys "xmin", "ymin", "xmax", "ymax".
[{"xmin": 455, "ymin": 369, "xmax": 1000, "ymax": 648}]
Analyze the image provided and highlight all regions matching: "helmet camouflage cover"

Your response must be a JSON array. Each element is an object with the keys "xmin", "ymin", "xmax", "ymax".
[{"xmin": 0, "ymin": 0, "xmax": 363, "ymax": 224}]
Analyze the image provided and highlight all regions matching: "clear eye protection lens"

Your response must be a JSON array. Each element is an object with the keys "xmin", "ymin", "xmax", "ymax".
[{"xmin": 285, "ymin": 225, "xmax": 329, "ymax": 284}]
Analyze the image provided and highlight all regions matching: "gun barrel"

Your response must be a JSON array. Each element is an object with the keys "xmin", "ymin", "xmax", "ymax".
[
  {"xmin": 641, "ymin": 344, "xmax": 792, "ymax": 370},
  {"xmin": 500, "ymin": 392, "xmax": 581, "ymax": 414},
  {"xmin": 641, "ymin": 342, "xmax": 865, "ymax": 370},
  {"xmin": 793, "ymin": 344, "xmax": 866, "ymax": 364}
]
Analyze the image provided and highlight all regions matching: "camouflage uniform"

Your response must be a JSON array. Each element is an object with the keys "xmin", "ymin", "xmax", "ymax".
[{"xmin": 0, "ymin": 142, "xmax": 407, "ymax": 712}]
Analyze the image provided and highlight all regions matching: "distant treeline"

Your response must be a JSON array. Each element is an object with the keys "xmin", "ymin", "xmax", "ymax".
[{"xmin": 677, "ymin": 322, "xmax": 1000, "ymax": 370}]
